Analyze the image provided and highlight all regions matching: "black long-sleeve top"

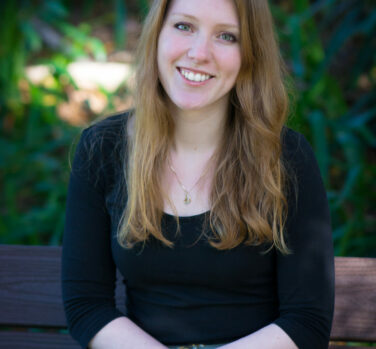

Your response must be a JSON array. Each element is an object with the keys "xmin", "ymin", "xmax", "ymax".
[{"xmin": 62, "ymin": 111, "xmax": 335, "ymax": 349}]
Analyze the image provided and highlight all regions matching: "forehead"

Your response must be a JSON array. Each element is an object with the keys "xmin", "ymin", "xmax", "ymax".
[{"xmin": 165, "ymin": 0, "xmax": 239, "ymax": 27}]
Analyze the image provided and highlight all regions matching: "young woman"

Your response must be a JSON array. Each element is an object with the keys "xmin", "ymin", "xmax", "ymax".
[{"xmin": 62, "ymin": 0, "xmax": 335, "ymax": 348}]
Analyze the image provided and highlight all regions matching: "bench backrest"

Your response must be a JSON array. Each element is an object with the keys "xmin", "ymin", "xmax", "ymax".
[{"xmin": 0, "ymin": 245, "xmax": 375, "ymax": 349}]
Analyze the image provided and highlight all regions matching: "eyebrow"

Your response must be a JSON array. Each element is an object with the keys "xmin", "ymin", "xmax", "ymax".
[{"xmin": 170, "ymin": 12, "xmax": 239, "ymax": 30}]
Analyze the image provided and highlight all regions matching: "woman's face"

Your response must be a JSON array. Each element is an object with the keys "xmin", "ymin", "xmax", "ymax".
[{"xmin": 157, "ymin": 0, "xmax": 241, "ymax": 113}]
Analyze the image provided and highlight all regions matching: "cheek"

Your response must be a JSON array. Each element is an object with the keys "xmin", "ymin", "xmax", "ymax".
[
  {"xmin": 218, "ymin": 49, "xmax": 242, "ymax": 79},
  {"xmin": 157, "ymin": 32, "xmax": 167, "ymax": 65},
  {"xmin": 157, "ymin": 34, "xmax": 171, "ymax": 82},
  {"xmin": 158, "ymin": 30, "xmax": 189, "ymax": 63}
]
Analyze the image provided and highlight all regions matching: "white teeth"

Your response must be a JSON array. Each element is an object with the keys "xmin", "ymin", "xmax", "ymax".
[{"xmin": 180, "ymin": 68, "xmax": 211, "ymax": 82}]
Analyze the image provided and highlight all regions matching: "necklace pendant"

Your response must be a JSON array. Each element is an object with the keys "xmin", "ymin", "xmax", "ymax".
[{"xmin": 183, "ymin": 193, "xmax": 192, "ymax": 205}]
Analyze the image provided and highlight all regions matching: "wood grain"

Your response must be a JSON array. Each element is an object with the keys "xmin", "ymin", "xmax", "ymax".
[
  {"xmin": 0, "ymin": 331, "xmax": 80, "ymax": 349},
  {"xmin": 0, "ymin": 245, "xmax": 126, "ymax": 327},
  {"xmin": 0, "ymin": 245, "xmax": 66, "ymax": 327},
  {"xmin": 329, "ymin": 346, "xmax": 371, "ymax": 349},
  {"xmin": 331, "ymin": 257, "xmax": 376, "ymax": 341}
]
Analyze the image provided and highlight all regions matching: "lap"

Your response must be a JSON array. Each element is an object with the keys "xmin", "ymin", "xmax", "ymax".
[{"xmin": 168, "ymin": 343, "xmax": 228, "ymax": 349}]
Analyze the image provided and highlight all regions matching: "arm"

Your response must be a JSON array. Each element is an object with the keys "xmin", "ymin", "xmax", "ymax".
[
  {"xmin": 89, "ymin": 317, "xmax": 167, "ymax": 349},
  {"xmin": 218, "ymin": 324, "xmax": 297, "ymax": 349},
  {"xmin": 62, "ymin": 126, "xmax": 166, "ymax": 349},
  {"xmin": 220, "ymin": 131, "xmax": 334, "ymax": 349}
]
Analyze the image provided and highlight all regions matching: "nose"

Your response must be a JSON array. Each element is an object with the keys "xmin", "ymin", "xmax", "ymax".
[{"xmin": 187, "ymin": 34, "xmax": 211, "ymax": 63}]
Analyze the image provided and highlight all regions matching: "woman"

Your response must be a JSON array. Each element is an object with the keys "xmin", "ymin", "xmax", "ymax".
[{"xmin": 62, "ymin": 0, "xmax": 334, "ymax": 348}]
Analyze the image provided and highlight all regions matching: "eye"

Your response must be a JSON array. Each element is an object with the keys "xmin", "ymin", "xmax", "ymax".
[
  {"xmin": 219, "ymin": 32, "xmax": 237, "ymax": 43},
  {"xmin": 174, "ymin": 22, "xmax": 192, "ymax": 32}
]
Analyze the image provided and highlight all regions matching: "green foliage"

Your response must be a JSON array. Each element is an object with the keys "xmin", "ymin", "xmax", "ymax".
[
  {"xmin": 0, "ymin": 0, "xmax": 108, "ymax": 244},
  {"xmin": 0, "ymin": 0, "xmax": 375, "ymax": 257},
  {"xmin": 273, "ymin": 0, "xmax": 376, "ymax": 256},
  {"xmin": 114, "ymin": 0, "xmax": 127, "ymax": 50}
]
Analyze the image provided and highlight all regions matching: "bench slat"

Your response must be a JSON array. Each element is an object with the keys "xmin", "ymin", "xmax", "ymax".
[
  {"xmin": 0, "ymin": 333, "xmax": 370, "ymax": 349},
  {"xmin": 0, "ymin": 331, "xmax": 80, "ymax": 349},
  {"xmin": 329, "ymin": 346, "xmax": 372, "ymax": 349},
  {"xmin": 0, "ymin": 245, "xmax": 66, "ymax": 327},
  {"xmin": 0, "ymin": 245, "xmax": 125, "ymax": 328},
  {"xmin": 1, "ymin": 245, "xmax": 375, "ymax": 344},
  {"xmin": 331, "ymin": 257, "xmax": 376, "ymax": 342}
]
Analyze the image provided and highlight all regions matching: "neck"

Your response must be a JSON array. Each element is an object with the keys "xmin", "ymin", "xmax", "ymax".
[{"xmin": 169, "ymin": 103, "xmax": 228, "ymax": 155}]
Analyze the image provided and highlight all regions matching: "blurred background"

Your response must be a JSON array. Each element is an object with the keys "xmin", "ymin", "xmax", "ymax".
[{"xmin": 0, "ymin": 0, "xmax": 375, "ymax": 257}]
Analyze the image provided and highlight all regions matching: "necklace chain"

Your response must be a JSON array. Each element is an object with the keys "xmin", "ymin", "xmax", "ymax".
[{"xmin": 167, "ymin": 156, "xmax": 212, "ymax": 205}]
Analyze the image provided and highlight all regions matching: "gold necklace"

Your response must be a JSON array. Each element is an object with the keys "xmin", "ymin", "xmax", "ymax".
[{"xmin": 167, "ymin": 157, "xmax": 212, "ymax": 205}]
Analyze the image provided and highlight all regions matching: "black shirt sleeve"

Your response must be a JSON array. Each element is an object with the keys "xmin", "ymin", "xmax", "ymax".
[
  {"xmin": 273, "ymin": 130, "xmax": 335, "ymax": 349},
  {"xmin": 61, "ymin": 126, "xmax": 124, "ymax": 348}
]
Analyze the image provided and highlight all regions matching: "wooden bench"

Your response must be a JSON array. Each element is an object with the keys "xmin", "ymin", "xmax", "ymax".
[{"xmin": 0, "ymin": 245, "xmax": 375, "ymax": 349}]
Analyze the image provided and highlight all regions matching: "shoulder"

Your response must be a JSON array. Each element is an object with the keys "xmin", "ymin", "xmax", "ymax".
[
  {"xmin": 281, "ymin": 126, "xmax": 328, "ymax": 207},
  {"xmin": 281, "ymin": 126, "xmax": 315, "ymax": 163},
  {"xmin": 281, "ymin": 126, "xmax": 321, "ymax": 179},
  {"xmin": 281, "ymin": 126, "xmax": 324, "ymax": 192},
  {"xmin": 71, "ymin": 110, "xmax": 132, "ymax": 187},
  {"xmin": 77, "ymin": 110, "xmax": 132, "ymax": 160},
  {"xmin": 82, "ymin": 110, "xmax": 132, "ymax": 145}
]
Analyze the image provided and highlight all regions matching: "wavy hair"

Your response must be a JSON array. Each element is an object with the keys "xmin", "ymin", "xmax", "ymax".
[{"xmin": 117, "ymin": 0, "xmax": 291, "ymax": 254}]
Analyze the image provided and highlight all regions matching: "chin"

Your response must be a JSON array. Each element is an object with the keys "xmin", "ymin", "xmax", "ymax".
[{"xmin": 172, "ymin": 97, "xmax": 210, "ymax": 111}]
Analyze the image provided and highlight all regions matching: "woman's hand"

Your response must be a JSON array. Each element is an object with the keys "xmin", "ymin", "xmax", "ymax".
[
  {"xmin": 89, "ymin": 317, "xmax": 168, "ymax": 349},
  {"xmin": 217, "ymin": 324, "xmax": 298, "ymax": 349}
]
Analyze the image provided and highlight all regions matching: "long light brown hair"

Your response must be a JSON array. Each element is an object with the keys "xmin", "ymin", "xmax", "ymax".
[{"xmin": 118, "ymin": 0, "xmax": 291, "ymax": 253}]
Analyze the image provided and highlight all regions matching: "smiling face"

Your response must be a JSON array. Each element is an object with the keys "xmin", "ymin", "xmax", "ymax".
[{"xmin": 157, "ymin": 0, "xmax": 241, "ymax": 113}]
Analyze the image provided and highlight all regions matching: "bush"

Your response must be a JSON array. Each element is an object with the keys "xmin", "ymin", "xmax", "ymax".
[{"xmin": 0, "ymin": 0, "xmax": 375, "ymax": 256}]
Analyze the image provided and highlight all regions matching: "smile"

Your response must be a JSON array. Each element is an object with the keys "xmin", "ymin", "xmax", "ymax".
[{"xmin": 177, "ymin": 67, "xmax": 214, "ymax": 83}]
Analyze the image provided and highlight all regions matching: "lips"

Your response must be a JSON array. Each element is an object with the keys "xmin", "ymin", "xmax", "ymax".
[{"xmin": 177, "ymin": 67, "xmax": 215, "ymax": 83}]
